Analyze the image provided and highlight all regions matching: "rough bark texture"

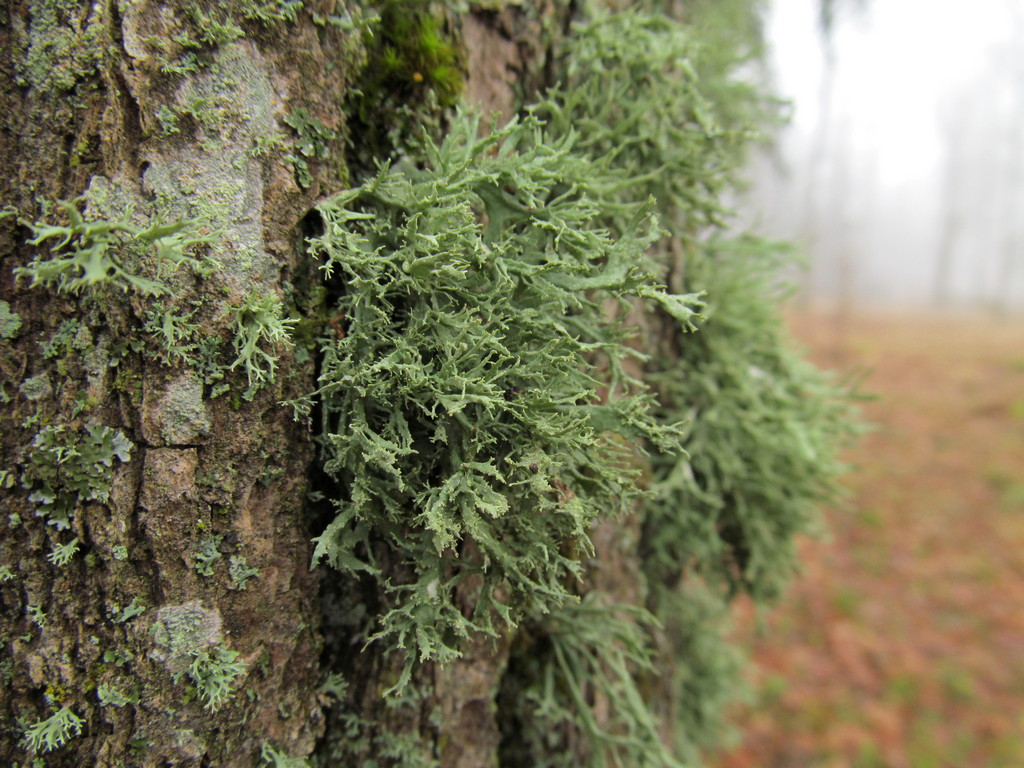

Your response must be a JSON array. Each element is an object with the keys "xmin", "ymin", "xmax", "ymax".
[
  {"xmin": 0, "ymin": 0, "xmax": 358, "ymax": 764},
  {"xmin": 0, "ymin": 1, "xmax": 581, "ymax": 766}
]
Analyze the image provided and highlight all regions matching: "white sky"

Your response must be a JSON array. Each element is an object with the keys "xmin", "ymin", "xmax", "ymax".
[
  {"xmin": 753, "ymin": 0, "xmax": 1024, "ymax": 309},
  {"xmin": 768, "ymin": 0, "xmax": 1017, "ymax": 188}
]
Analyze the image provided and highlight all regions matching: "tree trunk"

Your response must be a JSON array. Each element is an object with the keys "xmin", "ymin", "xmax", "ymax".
[
  {"xmin": 0, "ymin": 1, "xmax": 572, "ymax": 765},
  {"xmin": 0, "ymin": 0, "xmax": 355, "ymax": 764},
  {"xmin": 1, "ymin": 2, "xmax": 855, "ymax": 767}
]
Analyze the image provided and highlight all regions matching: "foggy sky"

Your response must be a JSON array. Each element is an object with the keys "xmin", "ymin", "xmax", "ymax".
[{"xmin": 746, "ymin": 0, "xmax": 1024, "ymax": 313}]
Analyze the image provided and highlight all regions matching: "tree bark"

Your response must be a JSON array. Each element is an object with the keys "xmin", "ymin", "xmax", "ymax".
[
  {"xmin": 0, "ymin": 1, "xmax": 572, "ymax": 766},
  {"xmin": 0, "ymin": 3, "xmax": 843, "ymax": 768},
  {"xmin": 0, "ymin": 0, "xmax": 359, "ymax": 761}
]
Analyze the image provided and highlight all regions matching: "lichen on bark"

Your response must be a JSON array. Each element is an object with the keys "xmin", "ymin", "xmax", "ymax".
[
  {"xmin": 0, "ymin": 2, "xmax": 856, "ymax": 767},
  {"xmin": 0, "ymin": 0, "xmax": 363, "ymax": 764}
]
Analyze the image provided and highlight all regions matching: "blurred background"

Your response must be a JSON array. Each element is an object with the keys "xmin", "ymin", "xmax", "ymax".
[
  {"xmin": 749, "ymin": 0, "xmax": 1024, "ymax": 313},
  {"xmin": 713, "ymin": 0, "xmax": 1024, "ymax": 766}
]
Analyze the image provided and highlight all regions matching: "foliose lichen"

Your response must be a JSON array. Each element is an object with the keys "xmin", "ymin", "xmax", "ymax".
[
  {"xmin": 21, "ymin": 424, "xmax": 132, "ymax": 531},
  {"xmin": 0, "ymin": 301, "xmax": 22, "ymax": 340}
]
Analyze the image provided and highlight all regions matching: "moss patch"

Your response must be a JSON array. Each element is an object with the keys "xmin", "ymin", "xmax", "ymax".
[{"xmin": 343, "ymin": 0, "xmax": 464, "ymax": 176}]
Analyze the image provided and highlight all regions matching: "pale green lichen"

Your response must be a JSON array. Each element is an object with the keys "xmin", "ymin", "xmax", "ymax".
[
  {"xmin": 228, "ymin": 292, "xmax": 296, "ymax": 397},
  {"xmin": 173, "ymin": 646, "xmax": 247, "ymax": 712},
  {"xmin": 40, "ymin": 319, "xmax": 86, "ymax": 359},
  {"xmin": 46, "ymin": 537, "xmax": 79, "ymax": 567},
  {"xmin": 97, "ymin": 683, "xmax": 137, "ymax": 708},
  {"xmin": 301, "ymin": 108, "xmax": 701, "ymax": 691},
  {"xmin": 142, "ymin": 0, "xmax": 305, "ymax": 75},
  {"xmin": 80, "ymin": 335, "xmax": 113, "ymax": 378},
  {"xmin": 283, "ymin": 108, "xmax": 338, "ymax": 188},
  {"xmin": 20, "ymin": 706, "xmax": 84, "ymax": 753},
  {"xmin": 18, "ymin": 374, "xmax": 52, "ymax": 402},
  {"xmin": 317, "ymin": 672, "xmax": 348, "ymax": 702},
  {"xmin": 112, "ymin": 597, "xmax": 146, "ymax": 624},
  {"xmin": 241, "ymin": 0, "xmax": 304, "ymax": 23},
  {"xmin": 23, "ymin": 0, "xmax": 104, "ymax": 93},
  {"xmin": 313, "ymin": 8, "xmax": 855, "ymax": 766},
  {"xmin": 151, "ymin": 602, "xmax": 229, "ymax": 694},
  {"xmin": 103, "ymin": 648, "xmax": 133, "ymax": 667},
  {"xmin": 14, "ymin": 199, "xmax": 217, "ymax": 296},
  {"xmin": 500, "ymin": 597, "xmax": 680, "ymax": 768},
  {"xmin": 179, "ymin": 4, "xmax": 245, "ymax": 48},
  {"xmin": 21, "ymin": 424, "xmax": 132, "ymax": 531},
  {"xmin": 261, "ymin": 742, "xmax": 312, "ymax": 767},
  {"xmin": 0, "ymin": 301, "xmax": 22, "ymax": 340},
  {"xmin": 144, "ymin": 307, "xmax": 200, "ymax": 365},
  {"xmin": 194, "ymin": 535, "xmax": 223, "ymax": 577},
  {"xmin": 157, "ymin": 104, "xmax": 181, "ymax": 135},
  {"xmin": 228, "ymin": 555, "xmax": 259, "ymax": 590},
  {"xmin": 510, "ymin": 10, "xmax": 857, "ymax": 766}
]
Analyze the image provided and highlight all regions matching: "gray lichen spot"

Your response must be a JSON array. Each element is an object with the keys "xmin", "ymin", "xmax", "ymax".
[
  {"xmin": 151, "ymin": 601, "xmax": 224, "ymax": 675},
  {"xmin": 141, "ymin": 42, "xmax": 280, "ymax": 291},
  {"xmin": 19, "ymin": 373, "xmax": 52, "ymax": 401},
  {"xmin": 158, "ymin": 374, "xmax": 210, "ymax": 445},
  {"xmin": 82, "ymin": 334, "xmax": 112, "ymax": 377}
]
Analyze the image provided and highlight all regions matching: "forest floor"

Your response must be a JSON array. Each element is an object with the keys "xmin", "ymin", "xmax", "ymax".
[{"xmin": 712, "ymin": 307, "xmax": 1024, "ymax": 768}]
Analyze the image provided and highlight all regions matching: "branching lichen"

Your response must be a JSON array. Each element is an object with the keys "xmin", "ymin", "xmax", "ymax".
[
  {"xmin": 14, "ymin": 199, "xmax": 217, "ymax": 296},
  {"xmin": 300, "ymin": 108, "xmax": 702, "ymax": 690},
  {"xmin": 144, "ymin": 306, "xmax": 201, "ymax": 365},
  {"xmin": 46, "ymin": 537, "xmax": 80, "ymax": 567},
  {"xmin": 643, "ymin": 237, "xmax": 855, "ymax": 602},
  {"xmin": 228, "ymin": 292, "xmax": 297, "ymax": 397},
  {"xmin": 499, "ymin": 597, "xmax": 681, "ymax": 768},
  {"xmin": 228, "ymin": 555, "xmax": 259, "ymax": 589},
  {"xmin": 194, "ymin": 534, "xmax": 224, "ymax": 577},
  {"xmin": 537, "ymin": 10, "xmax": 731, "ymax": 240},
  {"xmin": 112, "ymin": 597, "xmax": 146, "ymax": 624},
  {"xmin": 241, "ymin": 0, "xmax": 304, "ymax": 23},
  {"xmin": 528, "ymin": 10, "xmax": 858, "ymax": 765},
  {"xmin": 261, "ymin": 743, "xmax": 312, "ymax": 767},
  {"xmin": 96, "ymin": 683, "xmax": 137, "ymax": 708},
  {"xmin": 21, "ymin": 706, "xmax": 84, "ymax": 753},
  {"xmin": 175, "ymin": 646, "xmax": 247, "ymax": 712}
]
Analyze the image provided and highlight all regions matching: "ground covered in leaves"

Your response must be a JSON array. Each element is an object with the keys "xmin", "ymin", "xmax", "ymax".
[{"xmin": 714, "ymin": 307, "xmax": 1024, "ymax": 768}]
